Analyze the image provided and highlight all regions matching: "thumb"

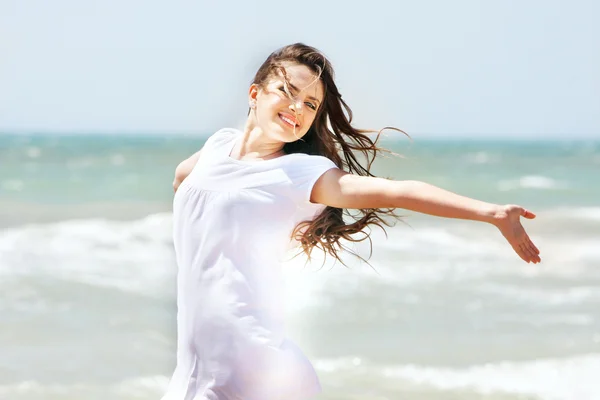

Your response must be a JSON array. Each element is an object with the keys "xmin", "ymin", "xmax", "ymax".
[{"xmin": 520, "ymin": 207, "xmax": 536, "ymax": 219}]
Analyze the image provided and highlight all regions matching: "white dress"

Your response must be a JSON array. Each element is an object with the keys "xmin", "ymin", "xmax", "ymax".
[{"xmin": 162, "ymin": 128, "xmax": 338, "ymax": 400}]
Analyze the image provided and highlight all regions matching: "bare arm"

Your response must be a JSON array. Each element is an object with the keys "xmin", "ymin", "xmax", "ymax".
[
  {"xmin": 311, "ymin": 170, "xmax": 541, "ymax": 263},
  {"xmin": 312, "ymin": 171, "xmax": 499, "ymax": 222},
  {"xmin": 173, "ymin": 149, "xmax": 202, "ymax": 192}
]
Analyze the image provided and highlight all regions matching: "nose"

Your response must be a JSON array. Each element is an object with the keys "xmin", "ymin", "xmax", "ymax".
[{"xmin": 289, "ymin": 98, "xmax": 303, "ymax": 115}]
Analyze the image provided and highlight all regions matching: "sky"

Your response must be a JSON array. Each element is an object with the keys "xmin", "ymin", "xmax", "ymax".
[{"xmin": 0, "ymin": 0, "xmax": 598, "ymax": 138}]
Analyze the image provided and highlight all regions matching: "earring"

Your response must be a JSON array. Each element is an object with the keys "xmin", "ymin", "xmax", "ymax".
[{"xmin": 249, "ymin": 101, "xmax": 256, "ymax": 109}]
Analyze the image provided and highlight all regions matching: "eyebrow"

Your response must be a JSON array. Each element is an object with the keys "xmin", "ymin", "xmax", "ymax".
[{"xmin": 287, "ymin": 82, "xmax": 322, "ymax": 104}]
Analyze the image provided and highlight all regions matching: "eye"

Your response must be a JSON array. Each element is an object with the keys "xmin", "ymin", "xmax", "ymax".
[
  {"xmin": 278, "ymin": 85, "xmax": 294, "ymax": 96},
  {"xmin": 278, "ymin": 85, "xmax": 317, "ymax": 110}
]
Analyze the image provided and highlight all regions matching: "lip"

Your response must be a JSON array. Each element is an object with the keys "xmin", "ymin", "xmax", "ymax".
[{"xmin": 278, "ymin": 112, "xmax": 301, "ymax": 129}]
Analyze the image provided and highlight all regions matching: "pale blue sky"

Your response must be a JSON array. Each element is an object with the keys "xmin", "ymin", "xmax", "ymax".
[{"xmin": 1, "ymin": 0, "xmax": 598, "ymax": 138}]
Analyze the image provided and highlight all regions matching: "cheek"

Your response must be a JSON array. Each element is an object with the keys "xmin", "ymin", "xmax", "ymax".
[
  {"xmin": 303, "ymin": 112, "xmax": 318, "ymax": 128},
  {"xmin": 256, "ymin": 97, "xmax": 279, "ymax": 122},
  {"xmin": 260, "ymin": 93, "xmax": 286, "ymax": 110}
]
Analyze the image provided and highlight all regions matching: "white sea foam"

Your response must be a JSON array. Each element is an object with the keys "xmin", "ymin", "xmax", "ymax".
[
  {"xmin": 1, "ymin": 179, "xmax": 24, "ymax": 191},
  {"xmin": 25, "ymin": 146, "xmax": 41, "ymax": 158},
  {"xmin": 314, "ymin": 356, "xmax": 366, "ymax": 372},
  {"xmin": 0, "ymin": 376, "xmax": 170, "ymax": 399},
  {"xmin": 0, "ymin": 210, "xmax": 597, "ymax": 301},
  {"xmin": 475, "ymin": 284, "xmax": 600, "ymax": 306},
  {"xmin": 494, "ymin": 313, "xmax": 594, "ymax": 327},
  {"xmin": 498, "ymin": 175, "xmax": 567, "ymax": 191},
  {"xmin": 562, "ymin": 207, "xmax": 600, "ymax": 221},
  {"xmin": 0, "ymin": 213, "xmax": 175, "ymax": 296},
  {"xmin": 66, "ymin": 156, "xmax": 97, "ymax": 169},
  {"xmin": 0, "ymin": 381, "xmax": 87, "ymax": 397},
  {"xmin": 315, "ymin": 354, "xmax": 600, "ymax": 400},
  {"xmin": 532, "ymin": 207, "xmax": 600, "ymax": 232},
  {"xmin": 110, "ymin": 153, "xmax": 126, "ymax": 165},
  {"xmin": 383, "ymin": 354, "xmax": 600, "ymax": 400},
  {"xmin": 114, "ymin": 375, "xmax": 170, "ymax": 397},
  {"xmin": 465, "ymin": 151, "xmax": 499, "ymax": 164}
]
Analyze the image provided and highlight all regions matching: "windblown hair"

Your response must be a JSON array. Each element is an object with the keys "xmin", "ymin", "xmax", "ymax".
[{"xmin": 251, "ymin": 43, "xmax": 408, "ymax": 265}]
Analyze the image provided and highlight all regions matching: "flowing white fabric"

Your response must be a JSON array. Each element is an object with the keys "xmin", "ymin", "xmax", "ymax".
[{"xmin": 162, "ymin": 128, "xmax": 337, "ymax": 400}]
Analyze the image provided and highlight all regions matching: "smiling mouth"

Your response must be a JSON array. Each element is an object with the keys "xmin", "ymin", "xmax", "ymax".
[{"xmin": 278, "ymin": 113, "xmax": 300, "ymax": 128}]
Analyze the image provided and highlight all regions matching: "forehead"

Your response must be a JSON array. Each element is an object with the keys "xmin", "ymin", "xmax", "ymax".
[{"xmin": 271, "ymin": 62, "xmax": 324, "ymax": 100}]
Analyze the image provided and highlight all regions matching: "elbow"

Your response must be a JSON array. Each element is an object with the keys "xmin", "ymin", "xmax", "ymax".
[
  {"xmin": 173, "ymin": 163, "xmax": 187, "ymax": 192},
  {"xmin": 389, "ymin": 180, "xmax": 424, "ymax": 207}
]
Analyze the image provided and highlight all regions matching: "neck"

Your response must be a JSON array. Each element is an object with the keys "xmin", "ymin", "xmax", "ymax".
[{"xmin": 234, "ymin": 121, "xmax": 285, "ymax": 160}]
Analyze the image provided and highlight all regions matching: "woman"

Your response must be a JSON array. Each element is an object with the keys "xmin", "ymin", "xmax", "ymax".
[{"xmin": 163, "ymin": 43, "xmax": 541, "ymax": 400}]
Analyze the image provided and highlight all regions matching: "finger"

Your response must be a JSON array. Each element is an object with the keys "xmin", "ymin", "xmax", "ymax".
[
  {"xmin": 516, "ymin": 243, "xmax": 530, "ymax": 263},
  {"xmin": 535, "ymin": 245, "xmax": 542, "ymax": 262},
  {"xmin": 528, "ymin": 238, "xmax": 540, "ymax": 254},
  {"xmin": 526, "ymin": 242, "xmax": 539, "ymax": 263},
  {"xmin": 520, "ymin": 208, "xmax": 536, "ymax": 219},
  {"xmin": 523, "ymin": 242, "xmax": 538, "ymax": 263},
  {"xmin": 526, "ymin": 239, "xmax": 540, "ymax": 256},
  {"xmin": 523, "ymin": 242, "xmax": 539, "ymax": 263},
  {"xmin": 518, "ymin": 243, "xmax": 532, "ymax": 262}
]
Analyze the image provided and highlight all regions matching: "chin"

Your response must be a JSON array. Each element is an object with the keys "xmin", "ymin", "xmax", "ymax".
[
  {"xmin": 271, "ymin": 122, "xmax": 305, "ymax": 142},
  {"xmin": 284, "ymin": 130, "xmax": 307, "ymax": 143}
]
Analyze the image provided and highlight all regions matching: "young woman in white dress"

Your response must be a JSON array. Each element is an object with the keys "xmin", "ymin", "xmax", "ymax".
[{"xmin": 164, "ymin": 43, "xmax": 541, "ymax": 400}]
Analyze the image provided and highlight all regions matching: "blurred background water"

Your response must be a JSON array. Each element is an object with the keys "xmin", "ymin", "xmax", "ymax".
[{"xmin": 1, "ymin": 132, "xmax": 599, "ymax": 400}]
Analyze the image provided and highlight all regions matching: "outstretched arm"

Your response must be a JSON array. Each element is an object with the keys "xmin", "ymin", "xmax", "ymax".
[{"xmin": 311, "ymin": 169, "xmax": 541, "ymax": 264}]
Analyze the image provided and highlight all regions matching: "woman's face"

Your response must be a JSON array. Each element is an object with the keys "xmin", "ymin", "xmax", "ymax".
[{"xmin": 250, "ymin": 62, "xmax": 325, "ymax": 142}]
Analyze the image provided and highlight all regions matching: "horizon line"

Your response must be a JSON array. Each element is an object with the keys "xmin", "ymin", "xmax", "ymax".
[{"xmin": 0, "ymin": 130, "xmax": 598, "ymax": 141}]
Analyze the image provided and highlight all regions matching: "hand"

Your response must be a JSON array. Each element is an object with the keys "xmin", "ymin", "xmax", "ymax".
[{"xmin": 492, "ymin": 204, "xmax": 541, "ymax": 263}]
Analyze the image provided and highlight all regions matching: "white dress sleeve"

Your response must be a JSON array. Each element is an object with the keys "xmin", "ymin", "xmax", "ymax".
[
  {"xmin": 204, "ymin": 128, "xmax": 239, "ymax": 150},
  {"xmin": 285, "ymin": 155, "xmax": 338, "ymax": 204}
]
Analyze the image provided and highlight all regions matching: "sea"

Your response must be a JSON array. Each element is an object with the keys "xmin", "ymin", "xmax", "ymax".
[{"xmin": 1, "ymin": 132, "xmax": 599, "ymax": 400}]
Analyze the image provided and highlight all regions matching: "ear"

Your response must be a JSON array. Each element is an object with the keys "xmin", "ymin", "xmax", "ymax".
[{"xmin": 248, "ymin": 83, "xmax": 259, "ymax": 103}]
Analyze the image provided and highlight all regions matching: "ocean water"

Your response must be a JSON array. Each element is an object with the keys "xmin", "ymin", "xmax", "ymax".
[{"xmin": 1, "ymin": 132, "xmax": 599, "ymax": 400}]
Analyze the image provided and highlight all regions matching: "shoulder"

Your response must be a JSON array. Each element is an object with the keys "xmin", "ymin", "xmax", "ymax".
[
  {"xmin": 280, "ymin": 153, "xmax": 339, "ymax": 185},
  {"xmin": 206, "ymin": 127, "xmax": 241, "ymax": 147},
  {"xmin": 282, "ymin": 153, "xmax": 337, "ymax": 169}
]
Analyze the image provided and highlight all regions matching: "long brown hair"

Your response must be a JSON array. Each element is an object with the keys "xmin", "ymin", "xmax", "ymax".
[{"xmin": 251, "ymin": 43, "xmax": 407, "ymax": 265}]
